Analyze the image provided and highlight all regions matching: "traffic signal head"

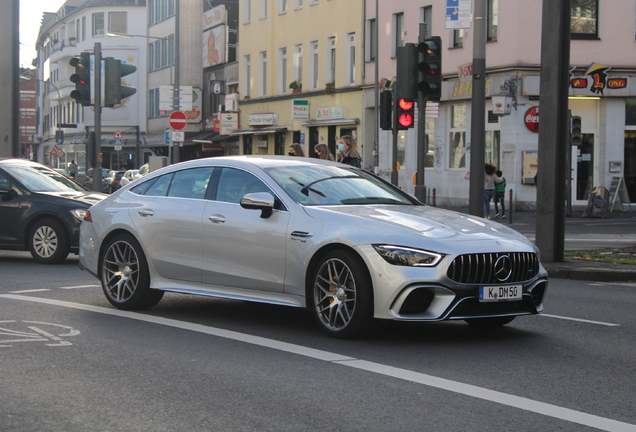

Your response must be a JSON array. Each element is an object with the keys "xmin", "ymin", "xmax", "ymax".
[
  {"xmin": 104, "ymin": 57, "xmax": 137, "ymax": 107},
  {"xmin": 380, "ymin": 90, "xmax": 393, "ymax": 130},
  {"xmin": 396, "ymin": 98, "xmax": 415, "ymax": 129},
  {"xmin": 571, "ymin": 116, "xmax": 582, "ymax": 146},
  {"xmin": 417, "ymin": 37, "xmax": 442, "ymax": 102},
  {"xmin": 395, "ymin": 44, "xmax": 418, "ymax": 102},
  {"xmin": 70, "ymin": 52, "xmax": 92, "ymax": 106}
]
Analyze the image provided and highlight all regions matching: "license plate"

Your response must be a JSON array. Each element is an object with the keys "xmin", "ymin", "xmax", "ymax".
[{"xmin": 479, "ymin": 285, "xmax": 522, "ymax": 302}]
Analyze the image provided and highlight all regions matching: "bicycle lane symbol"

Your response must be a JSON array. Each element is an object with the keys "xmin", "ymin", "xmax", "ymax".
[{"xmin": 0, "ymin": 320, "xmax": 80, "ymax": 347}]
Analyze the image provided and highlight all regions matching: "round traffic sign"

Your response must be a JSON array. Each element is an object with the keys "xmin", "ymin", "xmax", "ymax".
[{"xmin": 169, "ymin": 111, "xmax": 188, "ymax": 131}]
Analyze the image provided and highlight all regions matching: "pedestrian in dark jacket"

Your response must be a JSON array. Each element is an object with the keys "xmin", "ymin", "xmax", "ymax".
[
  {"xmin": 337, "ymin": 135, "xmax": 361, "ymax": 168},
  {"xmin": 494, "ymin": 170, "xmax": 506, "ymax": 218}
]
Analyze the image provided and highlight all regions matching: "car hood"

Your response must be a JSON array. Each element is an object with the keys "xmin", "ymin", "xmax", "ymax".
[
  {"xmin": 40, "ymin": 191, "xmax": 108, "ymax": 206},
  {"xmin": 303, "ymin": 205, "xmax": 536, "ymax": 253}
]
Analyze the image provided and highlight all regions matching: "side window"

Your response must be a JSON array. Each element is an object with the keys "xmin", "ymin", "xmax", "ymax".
[
  {"xmin": 216, "ymin": 168, "xmax": 271, "ymax": 204},
  {"xmin": 0, "ymin": 173, "xmax": 10, "ymax": 188},
  {"xmin": 167, "ymin": 167, "xmax": 214, "ymax": 199},
  {"xmin": 144, "ymin": 173, "xmax": 174, "ymax": 196}
]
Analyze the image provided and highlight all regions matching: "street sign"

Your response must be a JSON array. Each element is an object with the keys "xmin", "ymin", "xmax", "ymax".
[
  {"xmin": 171, "ymin": 131, "xmax": 184, "ymax": 142},
  {"xmin": 169, "ymin": 111, "xmax": 188, "ymax": 131},
  {"xmin": 165, "ymin": 127, "xmax": 171, "ymax": 145}
]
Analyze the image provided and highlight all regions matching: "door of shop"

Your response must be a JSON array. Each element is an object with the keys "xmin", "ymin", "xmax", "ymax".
[{"xmin": 571, "ymin": 133, "xmax": 594, "ymax": 205}]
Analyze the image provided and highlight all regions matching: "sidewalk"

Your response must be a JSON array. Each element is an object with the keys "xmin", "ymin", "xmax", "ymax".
[{"xmin": 450, "ymin": 206, "xmax": 636, "ymax": 282}]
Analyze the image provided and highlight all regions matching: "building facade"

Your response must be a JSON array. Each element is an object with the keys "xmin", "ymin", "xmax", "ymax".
[
  {"xmin": 365, "ymin": 0, "xmax": 636, "ymax": 209},
  {"xmin": 35, "ymin": 0, "xmax": 148, "ymax": 175},
  {"xmin": 235, "ymin": 0, "xmax": 367, "ymax": 159}
]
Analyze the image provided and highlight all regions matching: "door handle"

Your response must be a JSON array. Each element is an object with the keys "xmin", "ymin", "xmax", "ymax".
[
  {"xmin": 138, "ymin": 209, "xmax": 154, "ymax": 217},
  {"xmin": 208, "ymin": 214, "xmax": 226, "ymax": 224}
]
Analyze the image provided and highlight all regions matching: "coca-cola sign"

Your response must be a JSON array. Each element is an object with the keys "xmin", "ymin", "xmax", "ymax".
[{"xmin": 525, "ymin": 106, "xmax": 539, "ymax": 133}]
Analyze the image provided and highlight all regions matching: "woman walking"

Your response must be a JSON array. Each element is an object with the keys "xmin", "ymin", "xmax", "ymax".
[{"xmin": 337, "ymin": 135, "xmax": 361, "ymax": 168}]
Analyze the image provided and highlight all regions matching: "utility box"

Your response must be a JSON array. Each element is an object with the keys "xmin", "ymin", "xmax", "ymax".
[{"xmin": 148, "ymin": 156, "xmax": 169, "ymax": 172}]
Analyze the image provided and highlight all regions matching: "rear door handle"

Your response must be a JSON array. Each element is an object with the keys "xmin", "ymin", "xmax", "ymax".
[
  {"xmin": 209, "ymin": 214, "xmax": 226, "ymax": 224},
  {"xmin": 138, "ymin": 209, "xmax": 154, "ymax": 217}
]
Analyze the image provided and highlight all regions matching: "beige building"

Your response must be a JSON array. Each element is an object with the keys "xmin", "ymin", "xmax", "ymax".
[{"xmin": 235, "ymin": 0, "xmax": 368, "ymax": 159}]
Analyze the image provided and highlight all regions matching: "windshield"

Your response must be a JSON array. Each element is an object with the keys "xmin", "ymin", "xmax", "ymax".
[
  {"xmin": 3, "ymin": 164, "xmax": 89, "ymax": 193},
  {"xmin": 265, "ymin": 164, "xmax": 417, "ymax": 206}
]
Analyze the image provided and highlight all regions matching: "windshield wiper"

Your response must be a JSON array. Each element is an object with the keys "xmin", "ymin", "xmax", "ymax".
[
  {"xmin": 287, "ymin": 177, "xmax": 326, "ymax": 197},
  {"xmin": 297, "ymin": 175, "xmax": 359, "ymax": 196}
]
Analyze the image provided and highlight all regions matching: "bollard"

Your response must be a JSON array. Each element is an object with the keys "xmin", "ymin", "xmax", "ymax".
[
  {"xmin": 432, "ymin": 188, "xmax": 437, "ymax": 207},
  {"xmin": 508, "ymin": 188, "xmax": 513, "ymax": 224}
]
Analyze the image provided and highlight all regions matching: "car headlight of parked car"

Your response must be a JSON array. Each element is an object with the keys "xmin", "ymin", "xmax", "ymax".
[
  {"xmin": 70, "ymin": 209, "xmax": 88, "ymax": 222},
  {"xmin": 373, "ymin": 245, "xmax": 444, "ymax": 267}
]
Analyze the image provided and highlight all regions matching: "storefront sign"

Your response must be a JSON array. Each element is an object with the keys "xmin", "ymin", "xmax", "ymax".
[
  {"xmin": 292, "ymin": 100, "xmax": 309, "ymax": 121},
  {"xmin": 248, "ymin": 113, "xmax": 278, "ymax": 126},
  {"xmin": 316, "ymin": 106, "xmax": 345, "ymax": 120},
  {"xmin": 220, "ymin": 113, "xmax": 238, "ymax": 135},
  {"xmin": 256, "ymin": 140, "xmax": 268, "ymax": 148},
  {"xmin": 203, "ymin": 5, "xmax": 226, "ymax": 30},
  {"xmin": 525, "ymin": 106, "xmax": 540, "ymax": 133}
]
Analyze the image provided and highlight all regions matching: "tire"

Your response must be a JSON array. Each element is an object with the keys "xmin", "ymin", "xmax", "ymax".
[
  {"xmin": 311, "ymin": 250, "xmax": 374, "ymax": 339},
  {"xmin": 464, "ymin": 316, "xmax": 516, "ymax": 327},
  {"xmin": 100, "ymin": 234, "xmax": 164, "ymax": 310},
  {"xmin": 28, "ymin": 218, "xmax": 70, "ymax": 264}
]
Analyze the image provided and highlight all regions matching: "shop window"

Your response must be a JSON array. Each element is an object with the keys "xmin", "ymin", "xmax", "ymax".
[{"xmin": 449, "ymin": 104, "xmax": 467, "ymax": 169}]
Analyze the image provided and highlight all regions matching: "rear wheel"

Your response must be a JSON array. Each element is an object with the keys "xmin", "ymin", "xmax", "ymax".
[
  {"xmin": 311, "ymin": 250, "xmax": 374, "ymax": 339},
  {"xmin": 100, "ymin": 234, "xmax": 163, "ymax": 310},
  {"xmin": 28, "ymin": 218, "xmax": 70, "ymax": 264},
  {"xmin": 464, "ymin": 316, "xmax": 516, "ymax": 327}
]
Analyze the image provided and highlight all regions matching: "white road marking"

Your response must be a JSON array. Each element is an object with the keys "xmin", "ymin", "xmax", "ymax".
[
  {"xmin": 9, "ymin": 289, "xmax": 51, "ymax": 294},
  {"xmin": 59, "ymin": 285, "xmax": 100, "ymax": 290},
  {"xmin": 1, "ymin": 294, "xmax": 634, "ymax": 432},
  {"xmin": 541, "ymin": 314, "xmax": 621, "ymax": 327}
]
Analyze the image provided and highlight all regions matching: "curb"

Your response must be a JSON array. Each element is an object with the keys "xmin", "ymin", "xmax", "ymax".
[{"xmin": 545, "ymin": 266, "xmax": 636, "ymax": 282}]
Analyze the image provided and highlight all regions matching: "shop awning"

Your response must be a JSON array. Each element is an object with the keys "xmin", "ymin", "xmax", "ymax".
[
  {"xmin": 301, "ymin": 118, "xmax": 360, "ymax": 127},
  {"xmin": 187, "ymin": 131, "xmax": 238, "ymax": 144},
  {"xmin": 229, "ymin": 126, "xmax": 291, "ymax": 135}
]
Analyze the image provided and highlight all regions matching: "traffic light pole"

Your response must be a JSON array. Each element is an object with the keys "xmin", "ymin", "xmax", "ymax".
[
  {"xmin": 93, "ymin": 42, "xmax": 103, "ymax": 193},
  {"xmin": 414, "ymin": 23, "xmax": 427, "ymax": 203},
  {"xmin": 468, "ymin": 0, "xmax": 487, "ymax": 217},
  {"xmin": 391, "ymin": 84, "xmax": 399, "ymax": 186}
]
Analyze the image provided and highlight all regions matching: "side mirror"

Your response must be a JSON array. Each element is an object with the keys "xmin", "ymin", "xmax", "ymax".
[
  {"xmin": 240, "ymin": 192, "xmax": 275, "ymax": 219},
  {"xmin": 0, "ymin": 184, "xmax": 16, "ymax": 198}
]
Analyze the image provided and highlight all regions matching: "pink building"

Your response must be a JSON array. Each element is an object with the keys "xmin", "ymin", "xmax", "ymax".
[{"xmin": 364, "ymin": 0, "xmax": 636, "ymax": 209}]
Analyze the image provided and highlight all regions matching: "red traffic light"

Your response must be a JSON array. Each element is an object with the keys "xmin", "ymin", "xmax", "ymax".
[
  {"xmin": 398, "ymin": 99, "xmax": 414, "ymax": 110},
  {"xmin": 397, "ymin": 98, "xmax": 415, "ymax": 128},
  {"xmin": 398, "ymin": 113, "xmax": 414, "ymax": 128}
]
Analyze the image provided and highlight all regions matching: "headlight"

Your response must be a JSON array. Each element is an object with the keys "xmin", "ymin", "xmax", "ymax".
[
  {"xmin": 70, "ymin": 209, "xmax": 87, "ymax": 221},
  {"xmin": 373, "ymin": 245, "xmax": 444, "ymax": 267}
]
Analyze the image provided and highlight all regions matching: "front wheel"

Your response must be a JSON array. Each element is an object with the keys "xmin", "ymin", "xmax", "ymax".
[
  {"xmin": 311, "ymin": 250, "xmax": 374, "ymax": 339},
  {"xmin": 29, "ymin": 218, "xmax": 70, "ymax": 264},
  {"xmin": 464, "ymin": 316, "xmax": 516, "ymax": 327},
  {"xmin": 100, "ymin": 234, "xmax": 163, "ymax": 310}
]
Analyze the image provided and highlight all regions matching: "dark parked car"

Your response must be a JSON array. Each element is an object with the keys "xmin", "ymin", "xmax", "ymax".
[
  {"xmin": 0, "ymin": 159, "xmax": 107, "ymax": 264},
  {"xmin": 83, "ymin": 168, "xmax": 110, "ymax": 192},
  {"xmin": 103, "ymin": 170, "xmax": 126, "ymax": 193}
]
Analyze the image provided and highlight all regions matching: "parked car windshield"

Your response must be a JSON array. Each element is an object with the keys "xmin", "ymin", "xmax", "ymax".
[
  {"xmin": 265, "ymin": 164, "xmax": 417, "ymax": 206},
  {"xmin": 3, "ymin": 164, "xmax": 88, "ymax": 192}
]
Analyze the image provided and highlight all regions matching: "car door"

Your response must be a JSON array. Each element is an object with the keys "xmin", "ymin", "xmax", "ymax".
[
  {"xmin": 201, "ymin": 167, "xmax": 290, "ymax": 292},
  {"xmin": 127, "ymin": 167, "xmax": 214, "ymax": 283},
  {"xmin": 0, "ymin": 172, "xmax": 23, "ymax": 245}
]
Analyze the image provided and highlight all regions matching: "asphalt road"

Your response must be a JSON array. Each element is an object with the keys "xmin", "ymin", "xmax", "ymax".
[{"xmin": 1, "ymin": 252, "xmax": 635, "ymax": 432}]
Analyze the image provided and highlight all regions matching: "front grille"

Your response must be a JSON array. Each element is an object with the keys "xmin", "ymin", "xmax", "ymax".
[{"xmin": 447, "ymin": 252, "xmax": 539, "ymax": 284}]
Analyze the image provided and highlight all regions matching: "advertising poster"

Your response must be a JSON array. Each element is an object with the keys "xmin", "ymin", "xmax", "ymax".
[{"xmin": 203, "ymin": 25, "xmax": 227, "ymax": 68}]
